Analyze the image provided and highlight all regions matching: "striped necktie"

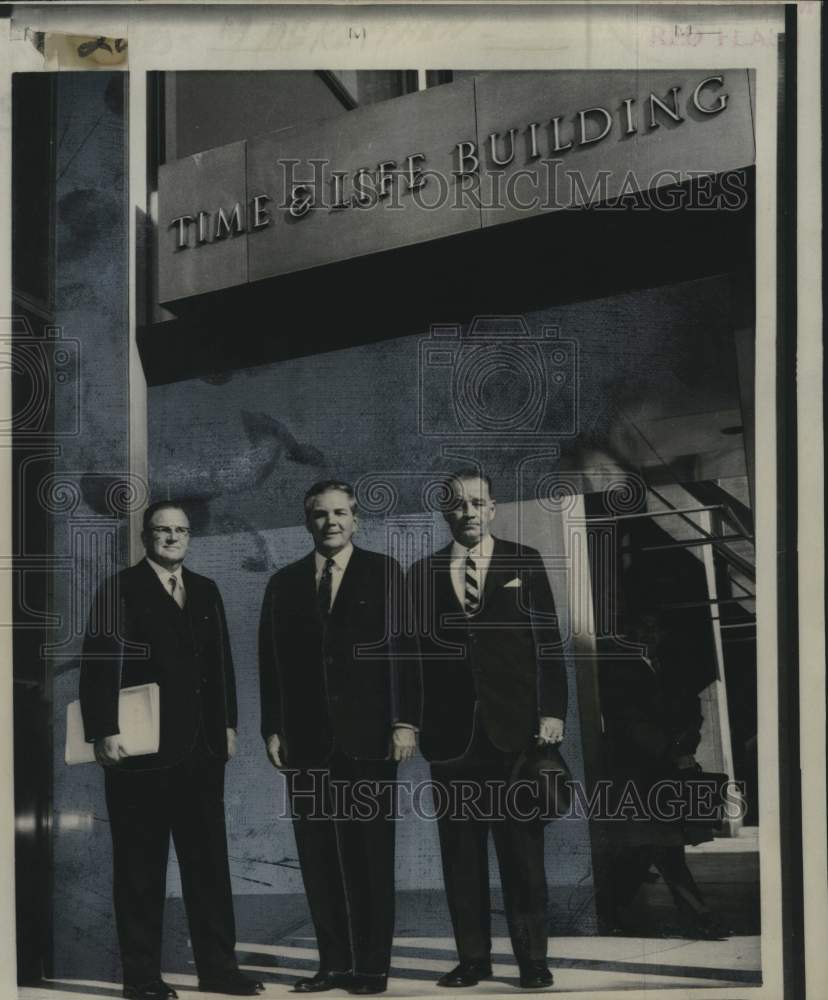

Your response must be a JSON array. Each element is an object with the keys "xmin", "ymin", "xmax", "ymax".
[{"xmin": 464, "ymin": 553, "xmax": 480, "ymax": 616}]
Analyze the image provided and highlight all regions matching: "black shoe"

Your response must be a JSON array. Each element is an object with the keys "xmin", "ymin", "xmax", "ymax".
[
  {"xmin": 294, "ymin": 971, "xmax": 354, "ymax": 993},
  {"xmin": 518, "ymin": 961, "xmax": 554, "ymax": 990},
  {"xmin": 123, "ymin": 981, "xmax": 178, "ymax": 1000},
  {"xmin": 347, "ymin": 974, "xmax": 387, "ymax": 995},
  {"xmin": 436, "ymin": 960, "xmax": 493, "ymax": 988},
  {"xmin": 198, "ymin": 970, "xmax": 265, "ymax": 995}
]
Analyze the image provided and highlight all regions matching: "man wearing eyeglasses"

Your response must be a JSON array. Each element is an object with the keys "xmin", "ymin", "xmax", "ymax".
[{"xmin": 80, "ymin": 501, "xmax": 263, "ymax": 1000}]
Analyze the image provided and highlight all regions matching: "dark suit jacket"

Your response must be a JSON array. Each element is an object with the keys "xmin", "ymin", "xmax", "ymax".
[
  {"xmin": 79, "ymin": 558, "xmax": 238, "ymax": 771},
  {"xmin": 598, "ymin": 643, "xmax": 707, "ymax": 846},
  {"xmin": 409, "ymin": 536, "xmax": 568, "ymax": 763},
  {"xmin": 258, "ymin": 545, "xmax": 417, "ymax": 767},
  {"xmin": 599, "ymin": 642, "xmax": 703, "ymax": 779}
]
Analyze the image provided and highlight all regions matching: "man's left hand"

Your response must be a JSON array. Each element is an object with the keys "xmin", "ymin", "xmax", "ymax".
[
  {"xmin": 227, "ymin": 727, "xmax": 238, "ymax": 759},
  {"xmin": 537, "ymin": 717, "xmax": 565, "ymax": 745},
  {"xmin": 392, "ymin": 726, "xmax": 417, "ymax": 762}
]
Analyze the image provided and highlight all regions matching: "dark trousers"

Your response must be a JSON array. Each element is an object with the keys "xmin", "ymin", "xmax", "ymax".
[
  {"xmin": 430, "ymin": 729, "xmax": 548, "ymax": 966},
  {"xmin": 104, "ymin": 744, "xmax": 238, "ymax": 986},
  {"xmin": 610, "ymin": 844, "xmax": 711, "ymax": 919},
  {"xmin": 286, "ymin": 753, "xmax": 398, "ymax": 976}
]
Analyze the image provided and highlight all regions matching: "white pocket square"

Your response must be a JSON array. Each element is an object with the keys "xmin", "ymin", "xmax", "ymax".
[{"xmin": 503, "ymin": 577, "xmax": 522, "ymax": 588}]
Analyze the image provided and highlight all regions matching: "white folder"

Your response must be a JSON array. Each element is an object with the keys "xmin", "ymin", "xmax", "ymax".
[{"xmin": 65, "ymin": 682, "xmax": 161, "ymax": 765}]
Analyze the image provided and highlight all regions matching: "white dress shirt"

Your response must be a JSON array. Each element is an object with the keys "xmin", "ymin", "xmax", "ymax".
[
  {"xmin": 146, "ymin": 557, "xmax": 185, "ymax": 606},
  {"xmin": 314, "ymin": 543, "xmax": 354, "ymax": 609},
  {"xmin": 313, "ymin": 543, "xmax": 415, "ymax": 735},
  {"xmin": 449, "ymin": 533, "xmax": 495, "ymax": 607},
  {"xmin": 447, "ymin": 536, "xmax": 562, "ymax": 736}
]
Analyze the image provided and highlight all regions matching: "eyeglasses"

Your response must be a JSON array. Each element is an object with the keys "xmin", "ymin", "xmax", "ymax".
[{"xmin": 150, "ymin": 526, "xmax": 190, "ymax": 537}]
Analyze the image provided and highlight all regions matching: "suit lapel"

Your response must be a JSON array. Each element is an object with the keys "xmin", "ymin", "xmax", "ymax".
[
  {"xmin": 138, "ymin": 558, "xmax": 183, "ymax": 614},
  {"xmin": 432, "ymin": 544, "xmax": 462, "ymax": 615},
  {"xmin": 432, "ymin": 538, "xmax": 509, "ymax": 617},
  {"xmin": 328, "ymin": 546, "xmax": 363, "ymax": 619},
  {"xmin": 181, "ymin": 566, "xmax": 206, "ymax": 621},
  {"xmin": 481, "ymin": 536, "xmax": 508, "ymax": 610},
  {"xmin": 130, "ymin": 560, "xmax": 190, "ymax": 650},
  {"xmin": 297, "ymin": 551, "xmax": 321, "ymax": 618}
]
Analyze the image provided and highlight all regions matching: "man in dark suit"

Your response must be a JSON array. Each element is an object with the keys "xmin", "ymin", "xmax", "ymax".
[
  {"xmin": 408, "ymin": 470, "xmax": 567, "ymax": 990},
  {"xmin": 80, "ymin": 500, "xmax": 264, "ymax": 1000},
  {"xmin": 259, "ymin": 480, "xmax": 418, "ymax": 996}
]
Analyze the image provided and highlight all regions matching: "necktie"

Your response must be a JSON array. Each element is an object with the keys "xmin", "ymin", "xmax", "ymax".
[
  {"xmin": 168, "ymin": 575, "xmax": 184, "ymax": 609},
  {"xmin": 464, "ymin": 554, "xmax": 480, "ymax": 616},
  {"xmin": 318, "ymin": 557, "xmax": 335, "ymax": 616}
]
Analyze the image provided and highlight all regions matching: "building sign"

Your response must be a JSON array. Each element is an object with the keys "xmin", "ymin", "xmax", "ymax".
[{"xmin": 157, "ymin": 70, "xmax": 755, "ymax": 304}]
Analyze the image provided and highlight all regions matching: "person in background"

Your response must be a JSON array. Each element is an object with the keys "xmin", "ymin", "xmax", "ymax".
[{"xmin": 598, "ymin": 607, "xmax": 727, "ymax": 940}]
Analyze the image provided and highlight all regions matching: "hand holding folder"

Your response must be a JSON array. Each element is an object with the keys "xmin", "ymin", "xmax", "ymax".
[{"xmin": 65, "ymin": 682, "xmax": 161, "ymax": 765}]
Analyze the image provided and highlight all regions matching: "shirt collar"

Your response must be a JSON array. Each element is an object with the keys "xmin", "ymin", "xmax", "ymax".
[
  {"xmin": 146, "ymin": 556, "xmax": 185, "ymax": 586},
  {"xmin": 314, "ymin": 542, "xmax": 354, "ymax": 574},
  {"xmin": 451, "ymin": 534, "xmax": 495, "ymax": 561}
]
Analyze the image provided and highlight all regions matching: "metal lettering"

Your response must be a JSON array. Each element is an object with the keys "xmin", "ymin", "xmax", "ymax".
[
  {"xmin": 162, "ymin": 74, "xmax": 731, "ymax": 260},
  {"xmin": 197, "ymin": 210, "xmax": 209, "ymax": 244},
  {"xmin": 405, "ymin": 153, "xmax": 427, "ymax": 191},
  {"xmin": 352, "ymin": 168, "xmax": 374, "ymax": 207},
  {"xmin": 215, "ymin": 202, "xmax": 244, "ymax": 239},
  {"xmin": 251, "ymin": 194, "xmax": 271, "ymax": 229},
  {"xmin": 550, "ymin": 117, "xmax": 573, "ymax": 153},
  {"xmin": 454, "ymin": 141, "xmax": 479, "ymax": 176},
  {"xmin": 622, "ymin": 98, "xmax": 637, "ymax": 135},
  {"xmin": 488, "ymin": 128, "xmax": 517, "ymax": 167},
  {"xmin": 648, "ymin": 87, "xmax": 684, "ymax": 129},
  {"xmin": 170, "ymin": 215, "xmax": 193, "ymax": 250},
  {"xmin": 527, "ymin": 122, "xmax": 540, "ymax": 159},
  {"xmin": 331, "ymin": 172, "xmax": 349, "ymax": 210},
  {"xmin": 376, "ymin": 160, "xmax": 397, "ymax": 199},
  {"xmin": 578, "ymin": 107, "xmax": 613, "ymax": 146},
  {"xmin": 692, "ymin": 75, "xmax": 728, "ymax": 115},
  {"xmin": 288, "ymin": 184, "xmax": 314, "ymax": 218}
]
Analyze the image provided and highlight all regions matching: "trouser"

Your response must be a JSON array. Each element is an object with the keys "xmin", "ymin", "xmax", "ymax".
[
  {"xmin": 430, "ymin": 729, "xmax": 549, "ymax": 966},
  {"xmin": 286, "ymin": 753, "xmax": 398, "ymax": 977},
  {"xmin": 104, "ymin": 742, "xmax": 238, "ymax": 987},
  {"xmin": 610, "ymin": 844, "xmax": 710, "ymax": 919}
]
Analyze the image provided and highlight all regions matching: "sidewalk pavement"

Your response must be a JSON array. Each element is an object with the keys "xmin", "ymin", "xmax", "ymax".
[{"xmin": 19, "ymin": 932, "xmax": 762, "ymax": 999}]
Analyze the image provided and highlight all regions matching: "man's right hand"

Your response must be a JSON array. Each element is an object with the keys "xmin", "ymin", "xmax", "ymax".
[
  {"xmin": 94, "ymin": 735, "xmax": 128, "ymax": 767},
  {"xmin": 266, "ymin": 733, "xmax": 284, "ymax": 768}
]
